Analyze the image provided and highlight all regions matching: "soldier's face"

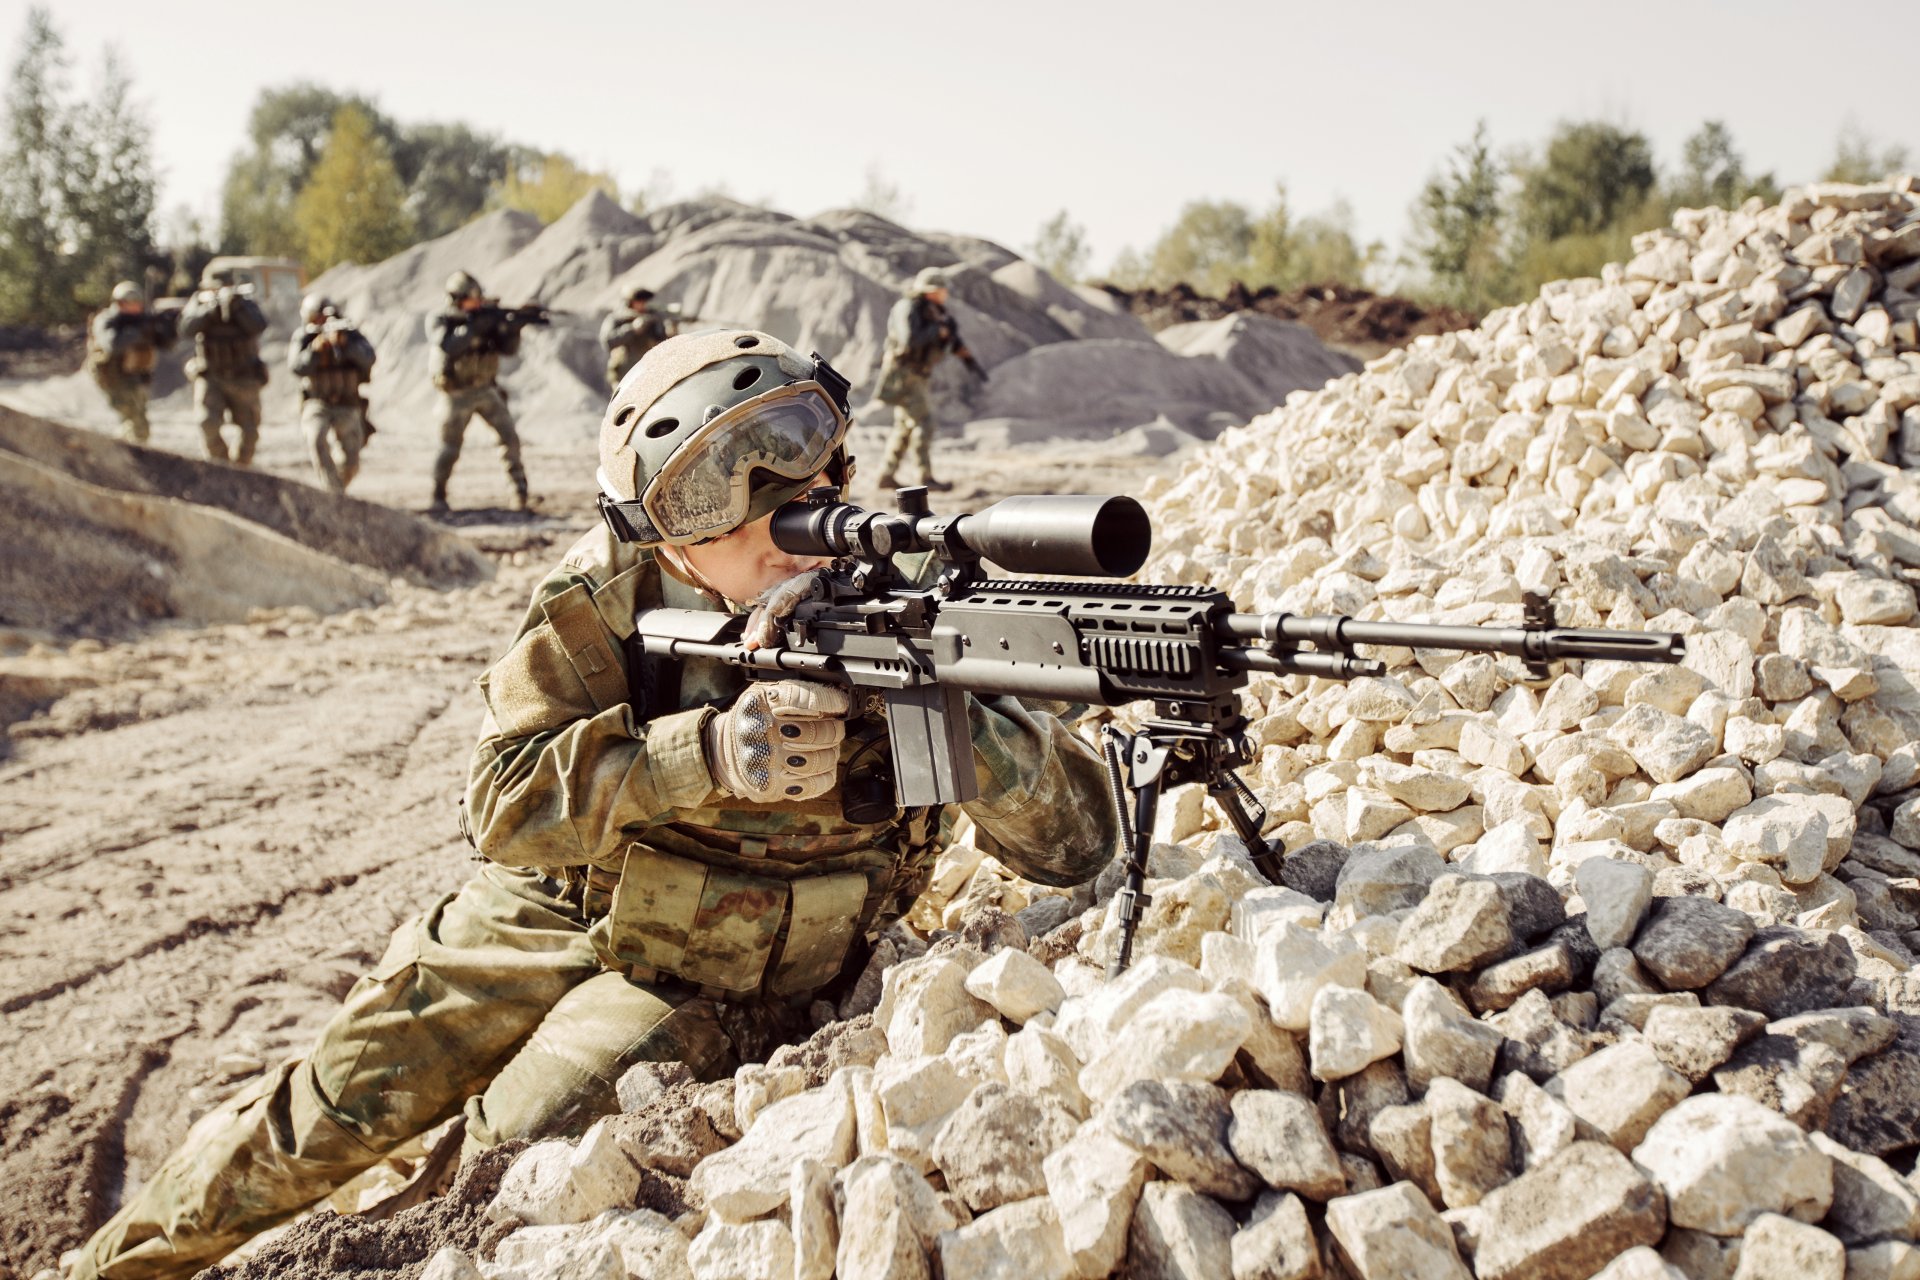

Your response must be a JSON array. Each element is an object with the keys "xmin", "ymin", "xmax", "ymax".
[
  {"xmin": 926, "ymin": 288, "xmax": 949, "ymax": 305},
  {"xmin": 118, "ymin": 301, "xmax": 143, "ymax": 315},
  {"xmin": 680, "ymin": 487, "xmax": 831, "ymax": 604}
]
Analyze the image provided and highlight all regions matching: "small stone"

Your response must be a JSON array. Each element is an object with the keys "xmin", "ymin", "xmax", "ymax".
[
  {"xmin": 1467, "ymin": 941, "xmax": 1578, "ymax": 1013},
  {"xmin": 1723, "ymin": 796, "xmax": 1833, "ymax": 885},
  {"xmin": 1395, "ymin": 873, "xmax": 1515, "ymax": 973},
  {"xmin": 835, "ymin": 1155, "xmax": 955, "ymax": 1280},
  {"xmin": 963, "ymin": 948, "xmax": 1064, "ymax": 1024},
  {"xmin": 1099, "ymin": 1079, "xmax": 1258, "ymax": 1200},
  {"xmin": 790, "ymin": 1158, "xmax": 836, "ymax": 1280},
  {"xmin": 1642, "ymin": 1004, "xmax": 1767, "ymax": 1083},
  {"xmin": 931, "ymin": 1083, "xmax": 1077, "ymax": 1213},
  {"xmin": 1004, "ymin": 1023, "xmax": 1088, "ymax": 1120},
  {"xmin": 567, "ymin": 1119, "xmax": 644, "ymax": 1218},
  {"xmin": 1809, "ymin": 1132, "xmax": 1920, "ymax": 1245},
  {"xmin": 1630, "ymin": 1093, "xmax": 1834, "ymax": 1234},
  {"xmin": 877, "ymin": 955, "xmax": 998, "ymax": 1059},
  {"xmin": 616, "ymin": 1060, "xmax": 693, "ymax": 1114},
  {"xmin": 691, "ymin": 1078, "xmax": 856, "ymax": 1222},
  {"xmin": 1497, "ymin": 1072, "xmax": 1580, "ymax": 1170},
  {"xmin": 1472, "ymin": 1142, "xmax": 1667, "ymax": 1280},
  {"xmin": 1054, "ymin": 955, "xmax": 1206, "ymax": 1064},
  {"xmin": 936, "ymin": 1196, "xmax": 1073, "ymax": 1280},
  {"xmin": 1253, "ymin": 922, "xmax": 1367, "ymax": 1031},
  {"xmin": 1545, "ymin": 1040, "xmax": 1690, "ymax": 1151},
  {"xmin": 1577, "ymin": 860, "xmax": 1655, "ymax": 950},
  {"xmin": 1325, "ymin": 1180, "xmax": 1472, "ymax": 1280},
  {"xmin": 489, "ymin": 1141, "xmax": 586, "ymax": 1227},
  {"xmin": 1729, "ymin": 1213, "xmax": 1845, "ymax": 1280},
  {"xmin": 1632, "ymin": 895, "xmax": 1755, "ymax": 989},
  {"xmin": 1845, "ymin": 1240, "xmax": 1920, "ymax": 1280},
  {"xmin": 874, "ymin": 1055, "xmax": 972, "ymax": 1172},
  {"xmin": 1490, "ymin": 989, "xmax": 1598, "ymax": 1081},
  {"xmin": 1591, "ymin": 1246, "xmax": 1688, "ymax": 1279},
  {"xmin": 418, "ymin": 1247, "xmax": 484, "ymax": 1280},
  {"xmin": 1078, "ymin": 988, "xmax": 1251, "ymax": 1102},
  {"xmin": 1427, "ymin": 1077, "xmax": 1513, "ymax": 1209},
  {"xmin": 1489, "ymin": 873, "xmax": 1567, "ymax": 944},
  {"xmin": 1279, "ymin": 839, "xmax": 1350, "ymax": 901},
  {"xmin": 1825, "ymin": 1037, "xmax": 1920, "ymax": 1157},
  {"xmin": 492, "ymin": 1208, "xmax": 691, "ymax": 1280},
  {"xmin": 1402, "ymin": 977, "xmax": 1503, "ymax": 1093},
  {"xmin": 1703, "ymin": 925, "xmax": 1857, "ymax": 1019},
  {"xmin": 1043, "ymin": 1127, "xmax": 1148, "ymax": 1279},
  {"xmin": 688, "ymin": 1220, "xmax": 795, "ymax": 1280},
  {"xmin": 1309, "ymin": 984, "xmax": 1404, "ymax": 1081},
  {"xmin": 1230, "ymin": 1191, "xmax": 1321, "ymax": 1280},
  {"xmin": 1368, "ymin": 1102, "xmax": 1443, "ymax": 1204},
  {"xmin": 1711, "ymin": 1033, "xmax": 1850, "ymax": 1128},
  {"xmin": 1316, "ymin": 1059, "xmax": 1409, "ymax": 1160},
  {"xmin": 1335, "ymin": 845, "xmax": 1447, "ymax": 917},
  {"xmin": 1227, "ymin": 1088, "xmax": 1346, "ymax": 1201},
  {"xmin": 1128, "ymin": 1181, "xmax": 1236, "ymax": 1280},
  {"xmin": 1608, "ymin": 704, "xmax": 1718, "ymax": 784}
]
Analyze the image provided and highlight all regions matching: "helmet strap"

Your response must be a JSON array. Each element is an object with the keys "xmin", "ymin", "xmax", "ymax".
[{"xmin": 596, "ymin": 494, "xmax": 663, "ymax": 545}]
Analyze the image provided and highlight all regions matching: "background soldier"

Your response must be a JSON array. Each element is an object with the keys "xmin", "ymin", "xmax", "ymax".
[
  {"xmin": 599, "ymin": 285, "xmax": 668, "ymax": 391},
  {"xmin": 69, "ymin": 328, "xmax": 1114, "ymax": 1280},
  {"xmin": 85, "ymin": 280, "xmax": 176, "ymax": 444},
  {"xmin": 428, "ymin": 269, "xmax": 533, "ymax": 513},
  {"xmin": 288, "ymin": 293, "xmax": 377, "ymax": 493},
  {"xmin": 872, "ymin": 265, "xmax": 987, "ymax": 493},
  {"xmin": 178, "ymin": 266, "xmax": 270, "ymax": 466}
]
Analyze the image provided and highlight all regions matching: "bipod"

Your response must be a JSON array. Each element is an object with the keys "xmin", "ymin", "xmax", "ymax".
[{"xmin": 1100, "ymin": 709, "xmax": 1282, "ymax": 978}]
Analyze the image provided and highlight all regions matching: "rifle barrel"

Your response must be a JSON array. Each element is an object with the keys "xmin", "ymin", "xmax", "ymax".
[{"xmin": 1221, "ymin": 613, "xmax": 1686, "ymax": 665}]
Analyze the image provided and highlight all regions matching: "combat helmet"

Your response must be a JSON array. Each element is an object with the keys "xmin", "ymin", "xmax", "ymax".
[
  {"xmin": 201, "ymin": 265, "xmax": 238, "ymax": 288},
  {"xmin": 627, "ymin": 286, "xmax": 656, "ymax": 306},
  {"xmin": 446, "ymin": 270, "xmax": 484, "ymax": 301},
  {"xmin": 110, "ymin": 281, "xmax": 141, "ymax": 304},
  {"xmin": 909, "ymin": 266, "xmax": 952, "ymax": 296},
  {"xmin": 301, "ymin": 293, "xmax": 334, "ymax": 322},
  {"xmin": 597, "ymin": 329, "xmax": 853, "ymax": 546}
]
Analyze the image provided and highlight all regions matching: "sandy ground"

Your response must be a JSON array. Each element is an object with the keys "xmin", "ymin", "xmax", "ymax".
[{"xmin": 0, "ymin": 388, "xmax": 1181, "ymax": 1276}]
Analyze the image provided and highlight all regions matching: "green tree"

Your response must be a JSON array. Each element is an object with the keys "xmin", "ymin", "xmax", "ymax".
[
  {"xmin": 1029, "ymin": 209, "xmax": 1090, "ymax": 283},
  {"xmin": 0, "ymin": 7, "xmax": 75, "ymax": 320},
  {"xmin": 495, "ymin": 150, "xmax": 619, "ymax": 223},
  {"xmin": 1246, "ymin": 185, "xmax": 1369, "ymax": 290},
  {"xmin": 390, "ymin": 120, "xmax": 510, "ymax": 239},
  {"xmin": 1410, "ymin": 122, "xmax": 1508, "ymax": 313},
  {"xmin": 1146, "ymin": 198, "xmax": 1256, "ymax": 295},
  {"xmin": 220, "ymin": 83, "xmax": 396, "ymax": 255},
  {"xmin": 1669, "ymin": 120, "xmax": 1779, "ymax": 210},
  {"xmin": 1514, "ymin": 120, "xmax": 1657, "ymax": 242},
  {"xmin": 65, "ymin": 49, "xmax": 156, "ymax": 306},
  {"xmin": 1823, "ymin": 122, "xmax": 1911, "ymax": 184},
  {"xmin": 294, "ymin": 105, "xmax": 413, "ymax": 273}
]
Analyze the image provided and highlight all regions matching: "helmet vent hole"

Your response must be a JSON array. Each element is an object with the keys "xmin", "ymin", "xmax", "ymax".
[
  {"xmin": 643, "ymin": 416, "xmax": 679, "ymax": 439},
  {"xmin": 614, "ymin": 406, "xmax": 637, "ymax": 429},
  {"xmin": 732, "ymin": 366, "xmax": 762, "ymax": 391},
  {"xmin": 734, "ymin": 335, "xmax": 759, "ymax": 348}
]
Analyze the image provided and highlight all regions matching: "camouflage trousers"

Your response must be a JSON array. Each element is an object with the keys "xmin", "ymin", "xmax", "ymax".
[
  {"xmin": 878, "ymin": 374, "xmax": 936, "ymax": 482},
  {"xmin": 434, "ymin": 385, "xmax": 526, "ymax": 501},
  {"xmin": 194, "ymin": 376, "xmax": 263, "ymax": 466},
  {"xmin": 98, "ymin": 376, "xmax": 150, "ymax": 444},
  {"xmin": 302, "ymin": 399, "xmax": 367, "ymax": 493},
  {"xmin": 71, "ymin": 863, "xmax": 734, "ymax": 1280}
]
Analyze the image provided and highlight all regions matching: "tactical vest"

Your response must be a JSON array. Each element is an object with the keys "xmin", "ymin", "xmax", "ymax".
[
  {"xmin": 197, "ymin": 322, "xmax": 262, "ymax": 383},
  {"xmin": 300, "ymin": 336, "xmax": 366, "ymax": 405},
  {"xmin": 433, "ymin": 312, "xmax": 502, "ymax": 392},
  {"xmin": 568, "ymin": 556, "xmax": 941, "ymax": 1002}
]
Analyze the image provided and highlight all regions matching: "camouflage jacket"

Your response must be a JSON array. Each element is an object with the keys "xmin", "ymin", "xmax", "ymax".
[
  {"xmin": 288, "ymin": 322, "xmax": 376, "ymax": 404},
  {"xmin": 179, "ymin": 289, "xmax": 269, "ymax": 384},
  {"xmin": 465, "ymin": 527, "xmax": 1115, "ymax": 991},
  {"xmin": 87, "ymin": 307, "xmax": 175, "ymax": 384},
  {"xmin": 600, "ymin": 310, "xmax": 669, "ymax": 358},
  {"xmin": 876, "ymin": 295, "xmax": 962, "ymax": 405},
  {"xmin": 428, "ymin": 308, "xmax": 520, "ymax": 392}
]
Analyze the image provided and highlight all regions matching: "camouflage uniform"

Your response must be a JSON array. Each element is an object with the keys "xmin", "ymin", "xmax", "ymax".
[
  {"xmin": 875, "ymin": 291, "xmax": 961, "ymax": 483},
  {"xmin": 429, "ymin": 308, "xmax": 528, "ymax": 506},
  {"xmin": 179, "ymin": 288, "xmax": 270, "ymax": 466},
  {"xmin": 600, "ymin": 308, "xmax": 669, "ymax": 391},
  {"xmin": 86, "ymin": 303, "xmax": 175, "ymax": 444},
  {"xmin": 72, "ymin": 525, "xmax": 1115, "ymax": 1280},
  {"xmin": 289, "ymin": 319, "xmax": 376, "ymax": 492}
]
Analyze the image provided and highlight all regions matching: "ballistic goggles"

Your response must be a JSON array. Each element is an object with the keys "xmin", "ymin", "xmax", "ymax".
[{"xmin": 601, "ymin": 376, "xmax": 850, "ymax": 545}]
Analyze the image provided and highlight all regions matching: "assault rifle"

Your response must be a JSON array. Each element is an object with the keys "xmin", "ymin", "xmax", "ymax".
[
  {"xmin": 631, "ymin": 489, "xmax": 1685, "ymax": 974},
  {"xmin": 469, "ymin": 300, "xmax": 553, "ymax": 335}
]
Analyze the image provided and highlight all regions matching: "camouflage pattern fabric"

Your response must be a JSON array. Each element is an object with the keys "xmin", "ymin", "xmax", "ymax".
[
  {"xmin": 193, "ymin": 376, "xmax": 263, "ymax": 466},
  {"xmin": 427, "ymin": 308, "xmax": 518, "ymax": 393},
  {"xmin": 302, "ymin": 400, "xmax": 366, "ymax": 492},
  {"xmin": 88, "ymin": 306, "xmax": 171, "ymax": 443},
  {"xmin": 100, "ymin": 378, "xmax": 151, "ymax": 444},
  {"xmin": 600, "ymin": 310, "xmax": 669, "ymax": 391},
  {"xmin": 70, "ymin": 864, "xmax": 730, "ymax": 1280},
  {"xmin": 179, "ymin": 289, "xmax": 268, "ymax": 383},
  {"xmin": 72, "ymin": 525, "xmax": 1114, "ymax": 1280},
  {"xmin": 434, "ymin": 385, "xmax": 527, "ymax": 500},
  {"xmin": 877, "ymin": 369, "xmax": 935, "ymax": 481}
]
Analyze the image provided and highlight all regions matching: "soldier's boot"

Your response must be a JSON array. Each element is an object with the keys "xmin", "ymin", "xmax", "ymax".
[
  {"xmin": 513, "ymin": 487, "xmax": 532, "ymax": 514},
  {"xmin": 925, "ymin": 478, "xmax": 956, "ymax": 492},
  {"xmin": 200, "ymin": 422, "xmax": 230, "ymax": 463},
  {"xmin": 429, "ymin": 485, "xmax": 450, "ymax": 515},
  {"xmin": 234, "ymin": 425, "xmax": 259, "ymax": 468}
]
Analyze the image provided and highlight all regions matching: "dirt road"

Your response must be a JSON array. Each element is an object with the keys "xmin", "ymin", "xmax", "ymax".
[{"xmin": 0, "ymin": 422, "xmax": 1177, "ymax": 1276}]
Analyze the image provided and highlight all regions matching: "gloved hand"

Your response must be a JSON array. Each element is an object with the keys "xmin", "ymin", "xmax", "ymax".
[
  {"xmin": 704, "ymin": 679, "xmax": 850, "ymax": 802},
  {"xmin": 742, "ymin": 568, "xmax": 829, "ymax": 650}
]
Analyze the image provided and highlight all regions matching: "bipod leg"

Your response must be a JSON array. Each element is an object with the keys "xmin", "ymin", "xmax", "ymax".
[
  {"xmin": 1104, "ymin": 727, "xmax": 1168, "ymax": 979},
  {"xmin": 1207, "ymin": 768, "xmax": 1282, "ymax": 884}
]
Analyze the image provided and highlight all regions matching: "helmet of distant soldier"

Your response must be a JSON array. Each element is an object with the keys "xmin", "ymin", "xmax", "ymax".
[
  {"xmin": 201, "ymin": 265, "xmax": 237, "ymax": 288},
  {"xmin": 446, "ymin": 270, "xmax": 484, "ymax": 301},
  {"xmin": 596, "ymin": 329, "xmax": 852, "ymax": 545},
  {"xmin": 910, "ymin": 266, "xmax": 953, "ymax": 296},
  {"xmin": 302, "ymin": 293, "xmax": 334, "ymax": 322},
  {"xmin": 110, "ymin": 281, "xmax": 141, "ymax": 304},
  {"xmin": 627, "ymin": 287, "xmax": 656, "ymax": 306}
]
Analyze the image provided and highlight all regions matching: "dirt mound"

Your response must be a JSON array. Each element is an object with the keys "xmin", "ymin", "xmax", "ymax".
[
  {"xmin": 201, "ymin": 1142, "xmax": 526, "ymax": 1280},
  {"xmin": 1101, "ymin": 279, "xmax": 1477, "ymax": 357},
  {"xmin": 1156, "ymin": 311, "xmax": 1364, "ymax": 408},
  {"xmin": 0, "ymin": 407, "xmax": 490, "ymax": 594}
]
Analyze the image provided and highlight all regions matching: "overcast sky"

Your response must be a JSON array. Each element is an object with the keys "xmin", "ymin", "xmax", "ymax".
[{"xmin": 7, "ymin": 0, "xmax": 1915, "ymax": 272}]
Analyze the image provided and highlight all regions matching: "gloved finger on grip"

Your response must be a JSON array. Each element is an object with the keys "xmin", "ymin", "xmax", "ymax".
[
  {"xmin": 775, "ymin": 743, "xmax": 840, "ymax": 781},
  {"xmin": 763, "ymin": 680, "xmax": 851, "ymax": 719},
  {"xmin": 743, "ymin": 570, "xmax": 829, "ymax": 649},
  {"xmin": 770, "ymin": 717, "xmax": 844, "ymax": 750}
]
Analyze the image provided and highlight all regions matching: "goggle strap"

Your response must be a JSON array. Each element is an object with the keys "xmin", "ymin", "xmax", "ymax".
[
  {"xmin": 810, "ymin": 353, "xmax": 852, "ymax": 415},
  {"xmin": 597, "ymin": 494, "xmax": 664, "ymax": 545}
]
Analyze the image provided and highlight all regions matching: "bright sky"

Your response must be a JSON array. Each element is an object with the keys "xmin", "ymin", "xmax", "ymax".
[{"xmin": 7, "ymin": 0, "xmax": 1916, "ymax": 273}]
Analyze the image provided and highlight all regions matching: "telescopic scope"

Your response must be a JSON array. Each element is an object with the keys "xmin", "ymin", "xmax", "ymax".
[{"xmin": 771, "ymin": 493, "xmax": 1152, "ymax": 578}]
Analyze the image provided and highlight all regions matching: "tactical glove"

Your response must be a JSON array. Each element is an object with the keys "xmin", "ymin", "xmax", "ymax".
[{"xmin": 704, "ymin": 679, "xmax": 850, "ymax": 802}]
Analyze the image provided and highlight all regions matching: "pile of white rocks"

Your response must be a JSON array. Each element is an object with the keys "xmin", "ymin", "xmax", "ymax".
[{"xmin": 404, "ymin": 182, "xmax": 1920, "ymax": 1280}]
